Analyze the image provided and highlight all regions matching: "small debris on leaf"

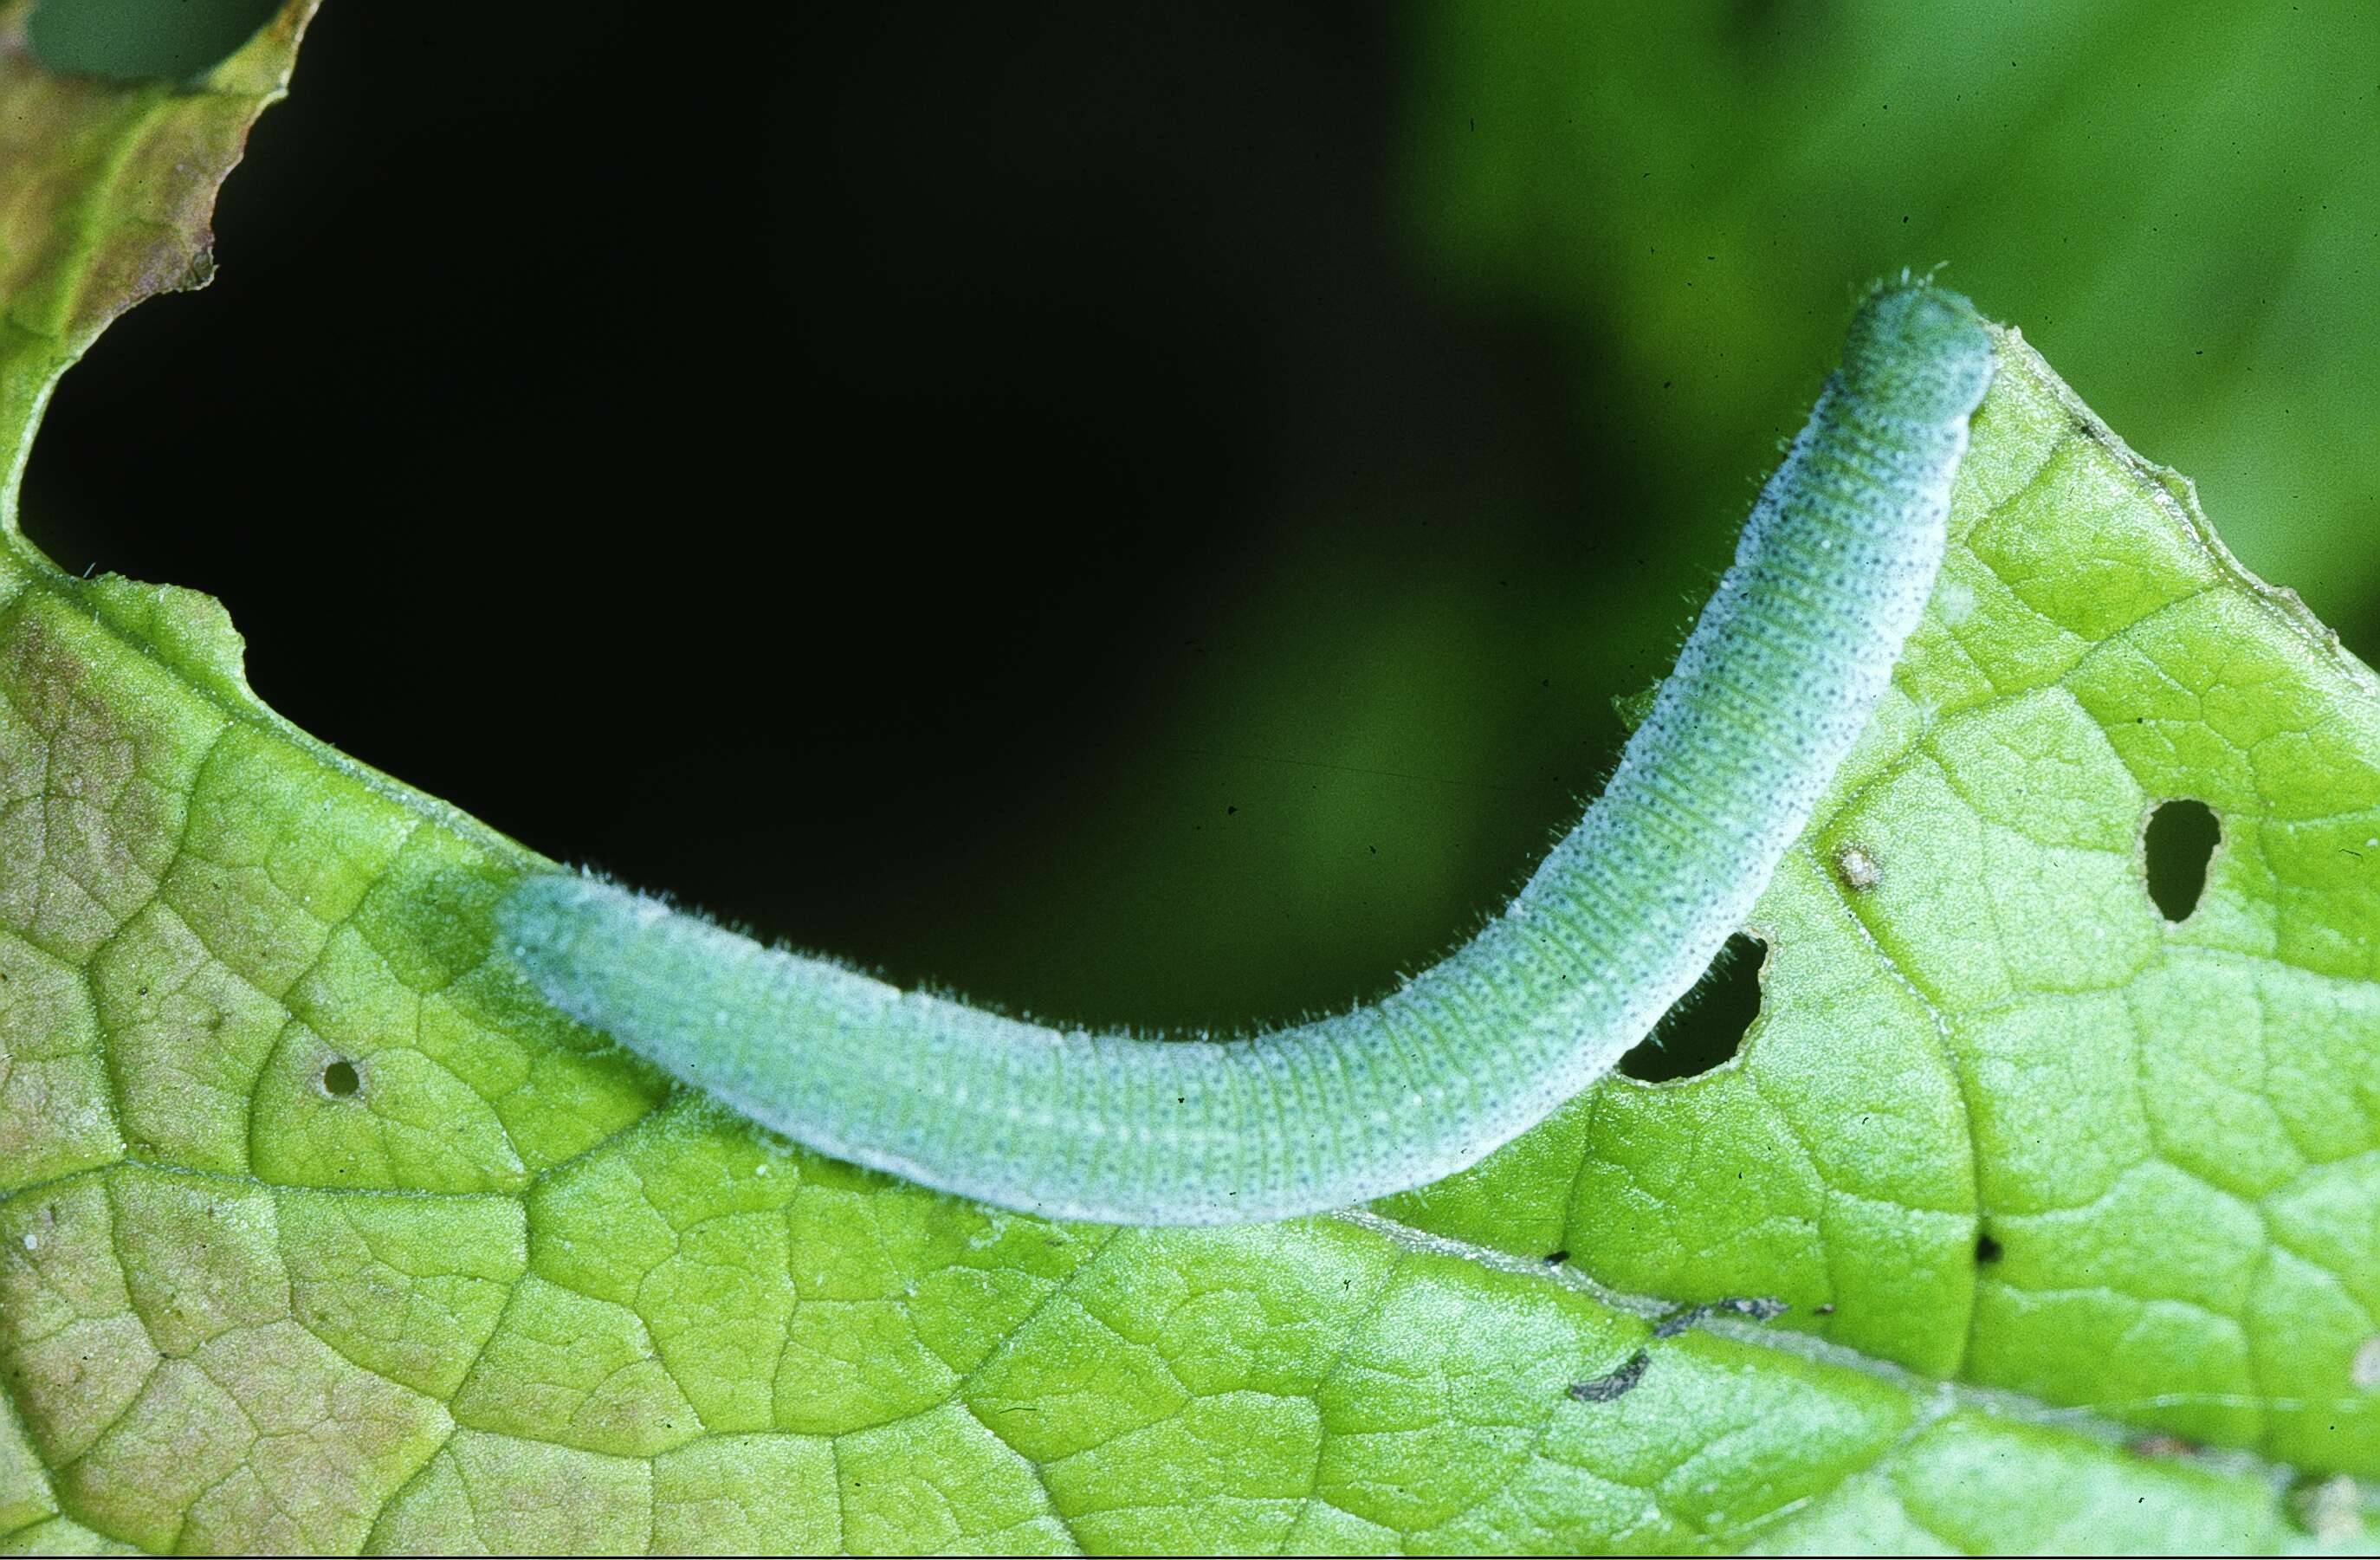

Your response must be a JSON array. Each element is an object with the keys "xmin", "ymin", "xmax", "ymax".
[{"xmin": 1567, "ymin": 1349, "xmax": 1651, "ymax": 1404}]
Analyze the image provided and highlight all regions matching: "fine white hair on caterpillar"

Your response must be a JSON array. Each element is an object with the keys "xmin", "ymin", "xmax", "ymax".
[{"xmin": 498, "ymin": 278, "xmax": 1997, "ymax": 1226}]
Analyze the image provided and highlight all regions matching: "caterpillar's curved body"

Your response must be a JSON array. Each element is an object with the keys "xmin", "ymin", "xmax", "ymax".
[{"xmin": 500, "ymin": 282, "xmax": 1995, "ymax": 1226}]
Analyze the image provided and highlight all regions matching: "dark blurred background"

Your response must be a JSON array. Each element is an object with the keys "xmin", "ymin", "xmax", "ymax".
[{"xmin": 20, "ymin": 0, "xmax": 2380, "ymax": 1031}]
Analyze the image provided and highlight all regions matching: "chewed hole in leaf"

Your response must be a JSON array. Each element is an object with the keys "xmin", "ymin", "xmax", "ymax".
[
  {"xmin": 1619, "ymin": 932, "xmax": 1764, "ymax": 1082},
  {"xmin": 318, "ymin": 1058, "xmax": 362, "ymax": 1099},
  {"xmin": 1975, "ymin": 1231, "xmax": 2004, "ymax": 1264},
  {"xmin": 2142, "ymin": 799, "xmax": 2221, "ymax": 922}
]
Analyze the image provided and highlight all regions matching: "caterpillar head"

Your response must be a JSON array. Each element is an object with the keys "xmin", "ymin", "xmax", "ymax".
[{"xmin": 1841, "ymin": 281, "xmax": 1995, "ymax": 425}]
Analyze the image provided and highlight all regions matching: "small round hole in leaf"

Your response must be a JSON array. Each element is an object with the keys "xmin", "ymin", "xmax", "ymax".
[
  {"xmin": 319, "ymin": 1058, "xmax": 361, "ymax": 1099},
  {"xmin": 1620, "ymin": 933, "xmax": 1764, "ymax": 1083},
  {"xmin": 2142, "ymin": 799, "xmax": 2220, "ymax": 922},
  {"xmin": 1975, "ymin": 1231, "xmax": 2004, "ymax": 1265}
]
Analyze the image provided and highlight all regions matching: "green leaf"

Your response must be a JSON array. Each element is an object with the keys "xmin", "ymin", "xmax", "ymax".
[{"xmin": 1, "ymin": 7, "xmax": 2376, "ymax": 1554}]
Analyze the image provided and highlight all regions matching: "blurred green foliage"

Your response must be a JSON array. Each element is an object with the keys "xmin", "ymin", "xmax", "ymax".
[
  {"xmin": 1018, "ymin": 0, "xmax": 2380, "ymax": 1032},
  {"xmin": 1066, "ymin": 0, "xmax": 2380, "ymax": 1033},
  {"xmin": 29, "ymin": 0, "xmax": 279, "ymax": 81},
  {"xmin": 1404, "ymin": 0, "xmax": 2380, "ymax": 638}
]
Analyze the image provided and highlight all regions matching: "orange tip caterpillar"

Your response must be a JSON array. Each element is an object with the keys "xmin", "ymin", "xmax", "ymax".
[{"xmin": 500, "ymin": 281, "xmax": 1996, "ymax": 1225}]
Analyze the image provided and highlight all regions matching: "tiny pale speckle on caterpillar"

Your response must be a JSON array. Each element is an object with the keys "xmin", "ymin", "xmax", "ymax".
[{"xmin": 498, "ymin": 278, "xmax": 1997, "ymax": 1226}]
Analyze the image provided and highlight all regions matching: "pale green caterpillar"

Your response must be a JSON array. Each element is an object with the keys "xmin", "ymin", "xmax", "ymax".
[{"xmin": 500, "ymin": 281, "xmax": 1995, "ymax": 1226}]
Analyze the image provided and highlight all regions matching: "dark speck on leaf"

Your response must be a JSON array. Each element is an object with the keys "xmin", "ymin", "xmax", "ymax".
[
  {"xmin": 1568, "ymin": 1349, "xmax": 1650, "ymax": 1403},
  {"xmin": 1716, "ymin": 1296, "xmax": 1788, "ymax": 1323},
  {"xmin": 1543, "ymin": 1249, "xmax": 1568, "ymax": 1265},
  {"xmin": 1653, "ymin": 1295, "xmax": 1788, "ymax": 1337}
]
